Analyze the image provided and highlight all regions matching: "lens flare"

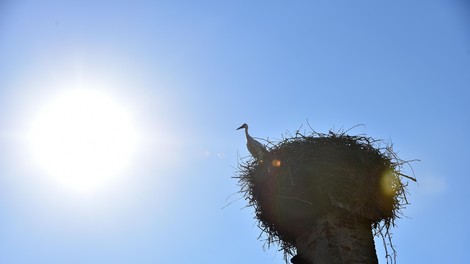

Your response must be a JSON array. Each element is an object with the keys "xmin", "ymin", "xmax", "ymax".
[
  {"xmin": 271, "ymin": 159, "xmax": 281, "ymax": 167},
  {"xmin": 380, "ymin": 169, "xmax": 400, "ymax": 197}
]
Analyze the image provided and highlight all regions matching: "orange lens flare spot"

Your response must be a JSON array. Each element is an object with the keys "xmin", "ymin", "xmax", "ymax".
[{"xmin": 271, "ymin": 159, "xmax": 281, "ymax": 167}]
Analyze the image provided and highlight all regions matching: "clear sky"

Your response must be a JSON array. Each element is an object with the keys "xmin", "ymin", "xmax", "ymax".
[{"xmin": 0, "ymin": 1, "xmax": 469, "ymax": 263}]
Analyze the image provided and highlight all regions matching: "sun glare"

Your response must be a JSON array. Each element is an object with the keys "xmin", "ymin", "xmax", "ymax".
[{"xmin": 28, "ymin": 90, "xmax": 138, "ymax": 192}]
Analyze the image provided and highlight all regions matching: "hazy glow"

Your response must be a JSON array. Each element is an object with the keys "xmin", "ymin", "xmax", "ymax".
[
  {"xmin": 271, "ymin": 159, "xmax": 281, "ymax": 167},
  {"xmin": 380, "ymin": 169, "xmax": 400, "ymax": 197},
  {"xmin": 28, "ymin": 89, "xmax": 138, "ymax": 191}
]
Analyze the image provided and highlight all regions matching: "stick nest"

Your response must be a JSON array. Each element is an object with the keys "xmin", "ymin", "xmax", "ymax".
[{"xmin": 236, "ymin": 129, "xmax": 416, "ymax": 263}]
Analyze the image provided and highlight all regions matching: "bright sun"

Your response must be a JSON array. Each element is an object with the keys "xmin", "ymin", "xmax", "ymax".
[{"xmin": 28, "ymin": 89, "xmax": 138, "ymax": 192}]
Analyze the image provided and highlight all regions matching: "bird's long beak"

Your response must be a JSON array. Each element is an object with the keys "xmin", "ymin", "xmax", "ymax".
[{"xmin": 236, "ymin": 125, "xmax": 244, "ymax": 130}]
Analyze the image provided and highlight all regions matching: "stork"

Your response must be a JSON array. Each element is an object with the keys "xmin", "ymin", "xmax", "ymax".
[{"xmin": 237, "ymin": 123, "xmax": 268, "ymax": 162}]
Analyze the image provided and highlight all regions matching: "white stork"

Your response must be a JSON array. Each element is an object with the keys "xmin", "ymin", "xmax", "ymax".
[{"xmin": 237, "ymin": 123, "xmax": 268, "ymax": 162}]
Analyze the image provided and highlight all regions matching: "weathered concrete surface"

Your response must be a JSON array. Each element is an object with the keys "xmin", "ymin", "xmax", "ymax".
[{"xmin": 295, "ymin": 211, "xmax": 378, "ymax": 264}]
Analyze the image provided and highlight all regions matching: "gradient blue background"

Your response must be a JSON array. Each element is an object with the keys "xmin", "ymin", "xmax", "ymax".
[{"xmin": 1, "ymin": 1, "xmax": 469, "ymax": 263}]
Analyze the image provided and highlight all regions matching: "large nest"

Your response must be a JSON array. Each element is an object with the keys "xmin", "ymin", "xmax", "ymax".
[{"xmin": 236, "ymin": 128, "xmax": 416, "ymax": 263}]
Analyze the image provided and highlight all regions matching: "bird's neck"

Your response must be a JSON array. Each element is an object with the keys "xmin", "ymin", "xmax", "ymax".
[{"xmin": 244, "ymin": 128, "xmax": 250, "ymax": 138}]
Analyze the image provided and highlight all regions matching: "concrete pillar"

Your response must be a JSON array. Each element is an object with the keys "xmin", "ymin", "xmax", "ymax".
[{"xmin": 294, "ymin": 211, "xmax": 378, "ymax": 264}]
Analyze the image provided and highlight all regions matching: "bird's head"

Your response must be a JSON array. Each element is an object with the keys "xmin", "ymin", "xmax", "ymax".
[{"xmin": 236, "ymin": 123, "xmax": 248, "ymax": 130}]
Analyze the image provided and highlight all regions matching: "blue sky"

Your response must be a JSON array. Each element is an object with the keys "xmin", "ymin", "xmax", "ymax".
[{"xmin": 0, "ymin": 1, "xmax": 469, "ymax": 263}]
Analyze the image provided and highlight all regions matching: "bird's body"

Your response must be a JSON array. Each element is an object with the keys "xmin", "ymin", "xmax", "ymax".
[{"xmin": 237, "ymin": 123, "xmax": 268, "ymax": 162}]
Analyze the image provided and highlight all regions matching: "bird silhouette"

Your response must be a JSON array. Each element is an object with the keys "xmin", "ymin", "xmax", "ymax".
[{"xmin": 237, "ymin": 123, "xmax": 268, "ymax": 162}]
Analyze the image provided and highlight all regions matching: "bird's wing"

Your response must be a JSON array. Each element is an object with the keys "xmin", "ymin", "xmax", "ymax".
[{"xmin": 252, "ymin": 139, "xmax": 267, "ymax": 152}]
